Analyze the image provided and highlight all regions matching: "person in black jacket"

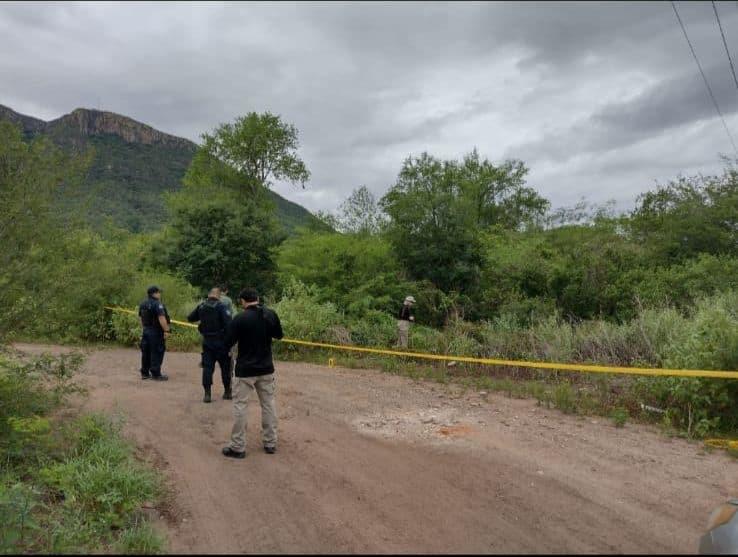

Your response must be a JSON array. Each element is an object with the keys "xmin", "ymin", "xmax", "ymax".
[
  {"xmin": 188, "ymin": 287, "xmax": 233, "ymax": 403},
  {"xmin": 222, "ymin": 287, "xmax": 283, "ymax": 459}
]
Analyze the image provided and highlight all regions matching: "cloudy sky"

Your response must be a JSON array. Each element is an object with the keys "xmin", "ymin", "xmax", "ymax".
[{"xmin": 2, "ymin": 1, "xmax": 738, "ymax": 214}]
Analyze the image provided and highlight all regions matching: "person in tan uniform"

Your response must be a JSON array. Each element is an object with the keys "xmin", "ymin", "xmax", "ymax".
[{"xmin": 397, "ymin": 295, "xmax": 416, "ymax": 349}]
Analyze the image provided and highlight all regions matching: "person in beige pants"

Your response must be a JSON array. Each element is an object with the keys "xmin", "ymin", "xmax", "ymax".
[
  {"xmin": 230, "ymin": 374, "xmax": 277, "ymax": 453},
  {"xmin": 222, "ymin": 287, "xmax": 284, "ymax": 459},
  {"xmin": 397, "ymin": 295, "xmax": 416, "ymax": 348}
]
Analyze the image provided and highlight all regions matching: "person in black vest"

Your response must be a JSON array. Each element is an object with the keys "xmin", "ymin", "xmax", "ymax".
[
  {"xmin": 138, "ymin": 285, "xmax": 171, "ymax": 381},
  {"xmin": 188, "ymin": 287, "xmax": 233, "ymax": 403}
]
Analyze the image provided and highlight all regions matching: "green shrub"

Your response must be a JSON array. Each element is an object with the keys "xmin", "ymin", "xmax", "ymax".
[
  {"xmin": 0, "ymin": 350, "xmax": 165, "ymax": 554},
  {"xmin": 611, "ymin": 407, "xmax": 629, "ymax": 428},
  {"xmin": 0, "ymin": 480, "xmax": 42, "ymax": 554},
  {"xmin": 553, "ymin": 382, "xmax": 576, "ymax": 414},
  {"xmin": 409, "ymin": 325, "xmax": 444, "ymax": 353},
  {"xmin": 274, "ymin": 279, "xmax": 341, "ymax": 342},
  {"xmin": 0, "ymin": 351, "xmax": 83, "ymax": 467},
  {"xmin": 40, "ymin": 416, "xmax": 160, "ymax": 529},
  {"xmin": 348, "ymin": 310, "xmax": 397, "ymax": 347},
  {"xmin": 630, "ymin": 291, "xmax": 738, "ymax": 436}
]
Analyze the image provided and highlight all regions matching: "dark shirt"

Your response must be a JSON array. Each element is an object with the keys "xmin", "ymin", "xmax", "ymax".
[
  {"xmin": 398, "ymin": 304, "xmax": 414, "ymax": 321},
  {"xmin": 187, "ymin": 297, "xmax": 232, "ymax": 338},
  {"xmin": 225, "ymin": 304, "xmax": 283, "ymax": 377},
  {"xmin": 139, "ymin": 297, "xmax": 170, "ymax": 332}
]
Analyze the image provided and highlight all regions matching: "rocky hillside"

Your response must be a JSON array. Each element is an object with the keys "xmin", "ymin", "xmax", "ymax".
[{"xmin": 0, "ymin": 104, "xmax": 320, "ymax": 233}]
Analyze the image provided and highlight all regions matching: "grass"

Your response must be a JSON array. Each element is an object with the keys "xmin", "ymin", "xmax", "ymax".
[
  {"xmin": 115, "ymin": 521, "xmax": 166, "ymax": 554},
  {"xmin": 88, "ymin": 290, "xmax": 738, "ymax": 442},
  {"xmin": 0, "ymin": 349, "xmax": 167, "ymax": 554},
  {"xmin": 271, "ymin": 343, "xmax": 717, "ymax": 435},
  {"xmin": 611, "ymin": 407, "xmax": 629, "ymax": 428}
]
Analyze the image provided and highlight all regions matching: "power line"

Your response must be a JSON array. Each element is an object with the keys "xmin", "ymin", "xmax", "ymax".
[
  {"xmin": 671, "ymin": 1, "xmax": 738, "ymax": 156},
  {"xmin": 712, "ymin": 1, "xmax": 738, "ymax": 95}
]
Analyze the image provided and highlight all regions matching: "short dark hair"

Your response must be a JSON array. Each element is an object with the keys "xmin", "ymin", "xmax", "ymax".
[{"xmin": 239, "ymin": 287, "xmax": 259, "ymax": 303}]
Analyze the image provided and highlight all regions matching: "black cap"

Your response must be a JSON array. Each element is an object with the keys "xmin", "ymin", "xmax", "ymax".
[
  {"xmin": 147, "ymin": 285, "xmax": 161, "ymax": 296},
  {"xmin": 239, "ymin": 287, "xmax": 259, "ymax": 303}
]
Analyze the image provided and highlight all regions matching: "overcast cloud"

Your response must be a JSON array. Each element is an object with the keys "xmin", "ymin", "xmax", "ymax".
[{"xmin": 2, "ymin": 1, "xmax": 738, "ymax": 214}]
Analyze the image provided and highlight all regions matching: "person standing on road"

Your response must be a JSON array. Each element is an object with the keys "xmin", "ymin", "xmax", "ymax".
[
  {"xmin": 397, "ymin": 295, "xmax": 416, "ymax": 349},
  {"xmin": 188, "ymin": 287, "xmax": 233, "ymax": 403},
  {"xmin": 138, "ymin": 285, "xmax": 171, "ymax": 381},
  {"xmin": 219, "ymin": 285, "xmax": 234, "ymax": 315},
  {"xmin": 219, "ymin": 284, "xmax": 237, "ymax": 375},
  {"xmin": 222, "ymin": 287, "xmax": 283, "ymax": 459}
]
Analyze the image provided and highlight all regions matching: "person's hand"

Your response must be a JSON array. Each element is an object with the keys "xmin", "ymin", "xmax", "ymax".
[
  {"xmin": 409, "ymin": 316, "xmax": 415, "ymax": 322},
  {"xmin": 164, "ymin": 330, "xmax": 171, "ymax": 339}
]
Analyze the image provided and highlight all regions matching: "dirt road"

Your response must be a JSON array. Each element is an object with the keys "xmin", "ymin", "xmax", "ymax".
[{"xmin": 16, "ymin": 344, "xmax": 737, "ymax": 553}]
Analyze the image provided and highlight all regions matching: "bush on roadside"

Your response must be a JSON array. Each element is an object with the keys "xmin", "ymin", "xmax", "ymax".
[{"xmin": 0, "ymin": 349, "xmax": 166, "ymax": 554}]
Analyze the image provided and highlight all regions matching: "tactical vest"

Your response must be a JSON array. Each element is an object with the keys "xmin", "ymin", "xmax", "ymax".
[
  {"xmin": 139, "ymin": 298, "xmax": 158, "ymax": 327},
  {"xmin": 139, "ymin": 298, "xmax": 170, "ymax": 330},
  {"xmin": 199, "ymin": 299, "xmax": 225, "ymax": 336}
]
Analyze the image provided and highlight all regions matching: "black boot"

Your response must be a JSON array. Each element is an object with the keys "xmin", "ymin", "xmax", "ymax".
[
  {"xmin": 203, "ymin": 387, "xmax": 212, "ymax": 403},
  {"xmin": 223, "ymin": 386, "xmax": 232, "ymax": 400}
]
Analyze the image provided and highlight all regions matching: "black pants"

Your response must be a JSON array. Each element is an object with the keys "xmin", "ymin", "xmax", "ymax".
[
  {"xmin": 202, "ymin": 338, "xmax": 231, "ymax": 389},
  {"xmin": 141, "ymin": 329, "xmax": 166, "ymax": 378}
]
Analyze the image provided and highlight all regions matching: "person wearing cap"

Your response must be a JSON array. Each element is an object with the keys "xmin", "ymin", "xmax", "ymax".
[
  {"xmin": 222, "ymin": 287, "xmax": 283, "ymax": 459},
  {"xmin": 188, "ymin": 287, "xmax": 233, "ymax": 403},
  {"xmin": 397, "ymin": 295, "xmax": 416, "ymax": 349},
  {"xmin": 138, "ymin": 285, "xmax": 171, "ymax": 381}
]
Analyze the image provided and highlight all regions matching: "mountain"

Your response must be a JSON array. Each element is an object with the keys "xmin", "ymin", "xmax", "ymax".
[{"xmin": 0, "ymin": 104, "xmax": 321, "ymax": 233}]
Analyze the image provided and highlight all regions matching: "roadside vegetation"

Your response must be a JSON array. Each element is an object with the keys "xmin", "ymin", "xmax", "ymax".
[
  {"xmin": 0, "ymin": 347, "xmax": 166, "ymax": 554},
  {"xmin": 2, "ymin": 110, "xmax": 737, "ymax": 446}
]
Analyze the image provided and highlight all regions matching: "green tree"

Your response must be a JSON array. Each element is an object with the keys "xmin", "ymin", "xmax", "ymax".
[
  {"xmin": 277, "ymin": 230, "xmax": 399, "ymax": 313},
  {"xmin": 336, "ymin": 185, "xmax": 384, "ymax": 234},
  {"xmin": 157, "ymin": 112, "xmax": 312, "ymax": 294},
  {"xmin": 456, "ymin": 149, "xmax": 549, "ymax": 229},
  {"xmin": 629, "ymin": 169, "xmax": 738, "ymax": 263},
  {"xmin": 157, "ymin": 152, "xmax": 281, "ymax": 294},
  {"xmin": 310, "ymin": 210, "xmax": 340, "ymax": 232},
  {"xmin": 0, "ymin": 122, "xmax": 89, "ymax": 338},
  {"xmin": 0, "ymin": 122, "xmax": 86, "ymax": 276},
  {"xmin": 201, "ymin": 112, "xmax": 310, "ymax": 195},
  {"xmin": 276, "ymin": 229, "xmax": 449, "ymax": 325},
  {"xmin": 380, "ymin": 150, "xmax": 548, "ymax": 308}
]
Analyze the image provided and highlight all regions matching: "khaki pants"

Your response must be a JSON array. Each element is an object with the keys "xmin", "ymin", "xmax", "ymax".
[
  {"xmin": 229, "ymin": 374, "xmax": 277, "ymax": 452},
  {"xmin": 397, "ymin": 319, "xmax": 411, "ymax": 348}
]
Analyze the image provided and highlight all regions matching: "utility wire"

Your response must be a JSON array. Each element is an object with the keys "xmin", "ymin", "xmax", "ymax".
[
  {"xmin": 712, "ymin": 1, "xmax": 738, "ymax": 95},
  {"xmin": 671, "ymin": 1, "xmax": 738, "ymax": 156}
]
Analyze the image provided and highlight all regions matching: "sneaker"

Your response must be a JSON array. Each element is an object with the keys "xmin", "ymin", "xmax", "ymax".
[
  {"xmin": 222, "ymin": 447, "xmax": 246, "ymax": 459},
  {"xmin": 223, "ymin": 388, "xmax": 232, "ymax": 400},
  {"xmin": 203, "ymin": 389, "xmax": 212, "ymax": 403},
  {"xmin": 264, "ymin": 446, "xmax": 276, "ymax": 454},
  {"xmin": 151, "ymin": 374, "xmax": 169, "ymax": 381},
  {"xmin": 141, "ymin": 375, "xmax": 151, "ymax": 380}
]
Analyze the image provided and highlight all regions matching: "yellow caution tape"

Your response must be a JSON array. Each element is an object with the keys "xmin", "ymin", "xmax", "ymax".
[
  {"xmin": 104, "ymin": 306, "xmax": 738, "ymax": 379},
  {"xmin": 705, "ymin": 439, "xmax": 738, "ymax": 450}
]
